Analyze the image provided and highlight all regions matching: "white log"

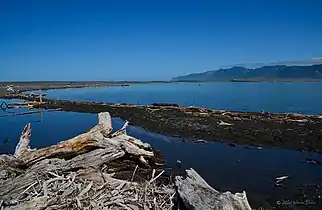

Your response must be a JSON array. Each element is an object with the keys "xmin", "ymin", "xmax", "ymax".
[
  {"xmin": 0, "ymin": 112, "xmax": 169, "ymax": 210},
  {"xmin": 14, "ymin": 123, "xmax": 31, "ymax": 158},
  {"xmin": 89, "ymin": 112, "xmax": 113, "ymax": 136},
  {"xmin": 14, "ymin": 112, "xmax": 153, "ymax": 165},
  {"xmin": 175, "ymin": 168, "xmax": 252, "ymax": 210}
]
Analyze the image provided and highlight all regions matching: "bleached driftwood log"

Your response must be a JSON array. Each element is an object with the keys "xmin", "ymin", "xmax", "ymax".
[
  {"xmin": 14, "ymin": 123, "xmax": 32, "ymax": 158},
  {"xmin": 11, "ymin": 112, "xmax": 153, "ymax": 165},
  {"xmin": 0, "ymin": 112, "xmax": 169, "ymax": 209},
  {"xmin": 176, "ymin": 168, "xmax": 252, "ymax": 210}
]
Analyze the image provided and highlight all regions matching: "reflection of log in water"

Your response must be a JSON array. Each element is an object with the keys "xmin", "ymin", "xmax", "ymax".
[
  {"xmin": 0, "ymin": 112, "xmax": 252, "ymax": 210},
  {"xmin": 3, "ymin": 93, "xmax": 322, "ymax": 153},
  {"xmin": 0, "ymin": 110, "xmax": 40, "ymax": 118},
  {"xmin": 0, "ymin": 109, "xmax": 61, "ymax": 119}
]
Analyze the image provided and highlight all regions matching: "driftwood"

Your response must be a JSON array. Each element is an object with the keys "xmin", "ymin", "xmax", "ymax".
[
  {"xmin": 6, "ymin": 93, "xmax": 322, "ymax": 154},
  {"xmin": 0, "ymin": 111, "xmax": 253, "ymax": 209},
  {"xmin": 0, "ymin": 168, "xmax": 175, "ymax": 210},
  {"xmin": 0, "ymin": 112, "xmax": 175, "ymax": 209},
  {"xmin": 176, "ymin": 168, "xmax": 252, "ymax": 210},
  {"xmin": 14, "ymin": 123, "xmax": 32, "ymax": 158},
  {"xmin": 218, "ymin": 120, "xmax": 233, "ymax": 126},
  {"xmin": 11, "ymin": 112, "xmax": 153, "ymax": 165}
]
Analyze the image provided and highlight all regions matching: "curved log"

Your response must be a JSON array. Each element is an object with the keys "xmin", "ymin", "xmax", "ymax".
[
  {"xmin": 12, "ymin": 112, "xmax": 153, "ymax": 165},
  {"xmin": 0, "ymin": 112, "xmax": 156, "ymax": 205}
]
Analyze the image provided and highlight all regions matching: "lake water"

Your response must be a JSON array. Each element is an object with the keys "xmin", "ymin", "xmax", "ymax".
[
  {"xmin": 2, "ymin": 82, "xmax": 322, "ymax": 208},
  {"xmin": 45, "ymin": 82, "xmax": 322, "ymax": 114}
]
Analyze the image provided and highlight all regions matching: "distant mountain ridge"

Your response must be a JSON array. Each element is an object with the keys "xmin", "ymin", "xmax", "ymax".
[{"xmin": 172, "ymin": 64, "xmax": 322, "ymax": 81}]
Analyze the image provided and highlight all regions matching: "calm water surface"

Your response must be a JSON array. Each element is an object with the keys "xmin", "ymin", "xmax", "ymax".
[
  {"xmin": 46, "ymin": 82, "xmax": 322, "ymax": 114},
  {"xmin": 2, "ymin": 83, "xmax": 322, "ymax": 208},
  {"xmin": 1, "ymin": 109, "xmax": 322, "ymax": 207}
]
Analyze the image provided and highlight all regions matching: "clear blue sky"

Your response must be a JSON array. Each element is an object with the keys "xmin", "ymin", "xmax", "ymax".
[{"xmin": 1, "ymin": 0, "xmax": 322, "ymax": 81}]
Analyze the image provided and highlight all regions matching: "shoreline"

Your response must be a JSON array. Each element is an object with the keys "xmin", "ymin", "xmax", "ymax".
[
  {"xmin": 3, "ymin": 92, "xmax": 322, "ymax": 154},
  {"xmin": 2, "ymin": 84, "xmax": 322, "ymax": 209},
  {"xmin": 0, "ymin": 81, "xmax": 132, "ymax": 97},
  {"xmin": 1, "ymin": 79, "xmax": 322, "ymax": 97}
]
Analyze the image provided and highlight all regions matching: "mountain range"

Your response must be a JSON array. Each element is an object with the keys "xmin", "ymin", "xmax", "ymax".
[{"xmin": 171, "ymin": 64, "xmax": 322, "ymax": 81}]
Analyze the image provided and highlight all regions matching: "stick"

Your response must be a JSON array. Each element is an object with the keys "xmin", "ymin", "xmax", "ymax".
[
  {"xmin": 78, "ymin": 181, "xmax": 93, "ymax": 197},
  {"xmin": 48, "ymin": 171, "xmax": 63, "ymax": 179},
  {"xmin": 43, "ymin": 177, "xmax": 68, "ymax": 196},
  {"xmin": 130, "ymin": 165, "xmax": 139, "ymax": 185},
  {"xmin": 139, "ymin": 156, "xmax": 149, "ymax": 165},
  {"xmin": 20, "ymin": 181, "xmax": 37, "ymax": 196},
  {"xmin": 149, "ymin": 170, "xmax": 165, "ymax": 183},
  {"xmin": 151, "ymin": 169, "xmax": 156, "ymax": 181},
  {"xmin": 218, "ymin": 120, "xmax": 233, "ymax": 126},
  {"xmin": 111, "ymin": 121, "xmax": 129, "ymax": 137},
  {"xmin": 76, "ymin": 197, "xmax": 82, "ymax": 209}
]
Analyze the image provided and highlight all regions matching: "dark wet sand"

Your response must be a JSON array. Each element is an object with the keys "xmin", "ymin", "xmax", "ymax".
[{"xmin": 4, "ymin": 93, "xmax": 322, "ymax": 154}]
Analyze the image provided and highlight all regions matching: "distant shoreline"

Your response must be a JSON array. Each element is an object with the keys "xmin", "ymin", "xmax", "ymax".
[
  {"xmin": 172, "ymin": 78, "xmax": 322, "ymax": 82},
  {"xmin": 0, "ymin": 81, "xmax": 171, "ymax": 97},
  {"xmin": 1, "ymin": 79, "xmax": 322, "ymax": 97}
]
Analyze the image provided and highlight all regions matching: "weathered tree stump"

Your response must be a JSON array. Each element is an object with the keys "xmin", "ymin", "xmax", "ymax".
[{"xmin": 176, "ymin": 168, "xmax": 252, "ymax": 210}]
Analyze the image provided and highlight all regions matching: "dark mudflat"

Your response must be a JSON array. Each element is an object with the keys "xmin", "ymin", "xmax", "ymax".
[{"xmin": 4, "ymin": 93, "xmax": 322, "ymax": 154}]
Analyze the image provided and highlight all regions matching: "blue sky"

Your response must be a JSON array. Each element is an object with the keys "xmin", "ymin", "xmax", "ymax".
[{"xmin": 1, "ymin": 0, "xmax": 322, "ymax": 81}]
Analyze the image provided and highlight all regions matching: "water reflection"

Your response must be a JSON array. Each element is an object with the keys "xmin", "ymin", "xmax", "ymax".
[
  {"xmin": 0, "ymin": 110, "xmax": 321, "ymax": 208},
  {"xmin": 46, "ymin": 82, "xmax": 322, "ymax": 114}
]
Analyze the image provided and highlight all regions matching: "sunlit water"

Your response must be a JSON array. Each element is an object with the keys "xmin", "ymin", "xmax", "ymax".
[{"xmin": 45, "ymin": 82, "xmax": 322, "ymax": 114}]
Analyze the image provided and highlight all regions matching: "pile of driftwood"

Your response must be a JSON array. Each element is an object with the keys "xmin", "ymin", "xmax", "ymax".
[{"xmin": 0, "ymin": 112, "xmax": 252, "ymax": 210}]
